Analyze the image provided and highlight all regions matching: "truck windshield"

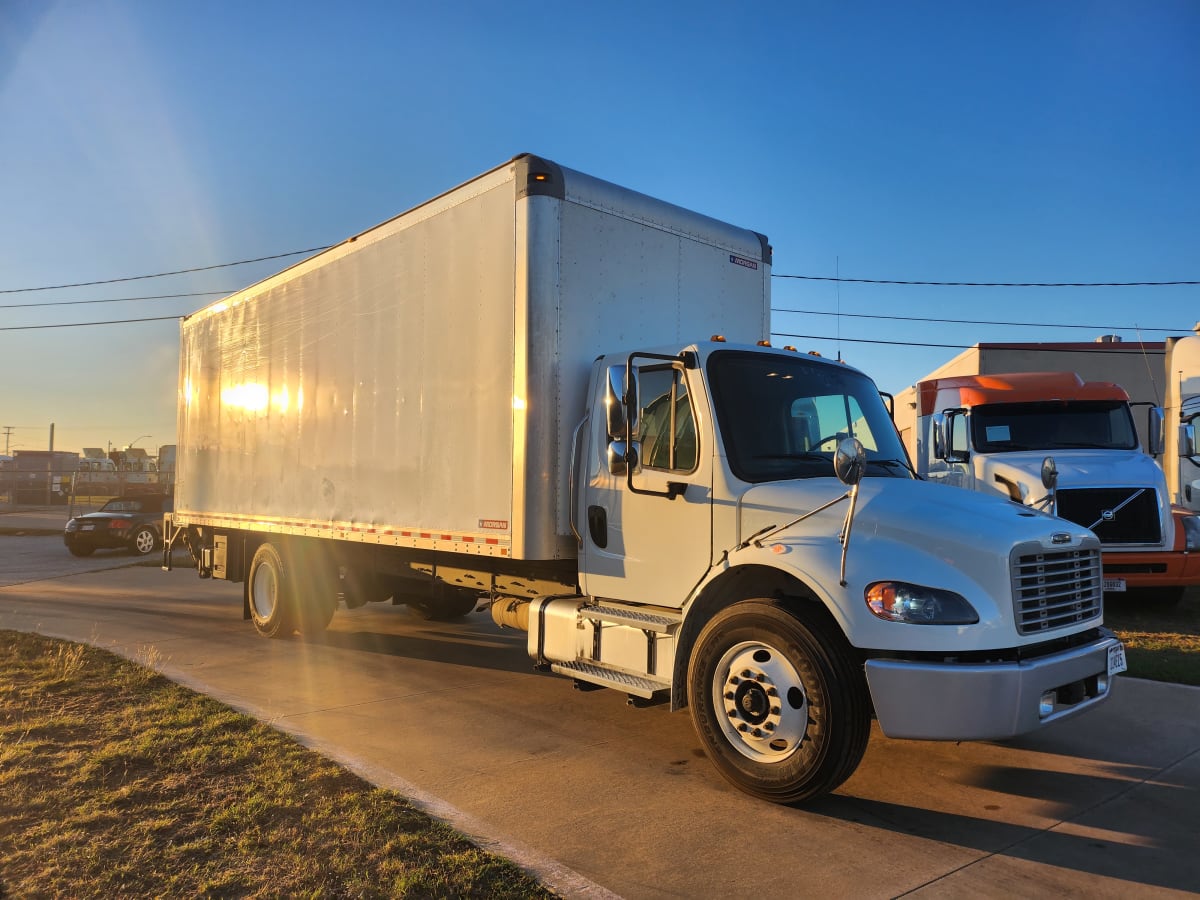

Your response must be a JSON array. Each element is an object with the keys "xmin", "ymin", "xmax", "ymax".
[
  {"xmin": 971, "ymin": 401, "xmax": 1139, "ymax": 452},
  {"xmin": 707, "ymin": 350, "xmax": 913, "ymax": 483}
]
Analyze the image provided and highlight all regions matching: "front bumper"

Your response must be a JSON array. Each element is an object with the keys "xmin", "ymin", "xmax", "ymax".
[
  {"xmin": 1102, "ymin": 549, "xmax": 1200, "ymax": 590},
  {"xmin": 63, "ymin": 530, "xmax": 128, "ymax": 551},
  {"xmin": 865, "ymin": 630, "xmax": 1124, "ymax": 741}
]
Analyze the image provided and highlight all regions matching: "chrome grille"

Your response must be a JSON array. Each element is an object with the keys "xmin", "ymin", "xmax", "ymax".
[{"xmin": 1011, "ymin": 546, "xmax": 1103, "ymax": 635}]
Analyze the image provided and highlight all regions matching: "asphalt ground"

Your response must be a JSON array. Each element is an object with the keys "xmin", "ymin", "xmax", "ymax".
[{"xmin": 2, "ymin": 529, "xmax": 1198, "ymax": 898}]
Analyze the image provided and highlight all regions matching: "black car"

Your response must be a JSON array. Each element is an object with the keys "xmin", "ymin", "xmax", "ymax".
[{"xmin": 64, "ymin": 494, "xmax": 172, "ymax": 557}]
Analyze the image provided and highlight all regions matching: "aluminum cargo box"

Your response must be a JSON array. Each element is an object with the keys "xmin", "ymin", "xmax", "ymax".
[{"xmin": 175, "ymin": 155, "xmax": 770, "ymax": 561}]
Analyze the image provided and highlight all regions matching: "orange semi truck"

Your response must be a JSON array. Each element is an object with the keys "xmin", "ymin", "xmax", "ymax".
[{"xmin": 896, "ymin": 371, "xmax": 1200, "ymax": 605}]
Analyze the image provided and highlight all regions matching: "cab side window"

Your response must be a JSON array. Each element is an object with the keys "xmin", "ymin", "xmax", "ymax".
[{"xmin": 638, "ymin": 366, "xmax": 697, "ymax": 472}]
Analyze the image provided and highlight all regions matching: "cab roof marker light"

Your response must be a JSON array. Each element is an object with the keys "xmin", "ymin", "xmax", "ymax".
[
  {"xmin": 808, "ymin": 350, "xmax": 822, "ymax": 357},
  {"xmin": 783, "ymin": 345, "xmax": 798, "ymax": 352},
  {"xmin": 757, "ymin": 340, "xmax": 772, "ymax": 347},
  {"xmin": 711, "ymin": 334, "xmax": 726, "ymax": 342}
]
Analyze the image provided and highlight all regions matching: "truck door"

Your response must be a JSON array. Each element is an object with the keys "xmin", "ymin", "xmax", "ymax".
[{"xmin": 578, "ymin": 360, "xmax": 713, "ymax": 607}]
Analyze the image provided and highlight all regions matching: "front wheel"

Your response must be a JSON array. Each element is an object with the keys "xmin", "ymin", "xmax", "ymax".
[
  {"xmin": 688, "ymin": 600, "xmax": 871, "ymax": 804},
  {"xmin": 130, "ymin": 526, "xmax": 159, "ymax": 556}
]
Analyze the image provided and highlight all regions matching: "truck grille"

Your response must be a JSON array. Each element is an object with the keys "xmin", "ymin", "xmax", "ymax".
[
  {"xmin": 1054, "ymin": 487, "xmax": 1161, "ymax": 545},
  {"xmin": 1011, "ymin": 547, "xmax": 1103, "ymax": 635}
]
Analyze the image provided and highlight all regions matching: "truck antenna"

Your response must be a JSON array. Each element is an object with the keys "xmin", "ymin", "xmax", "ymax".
[{"xmin": 1135, "ymin": 324, "xmax": 1162, "ymax": 406}]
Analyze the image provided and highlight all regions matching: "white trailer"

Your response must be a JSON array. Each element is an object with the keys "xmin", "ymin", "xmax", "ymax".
[
  {"xmin": 166, "ymin": 155, "xmax": 1125, "ymax": 803},
  {"xmin": 1163, "ymin": 333, "xmax": 1200, "ymax": 511}
]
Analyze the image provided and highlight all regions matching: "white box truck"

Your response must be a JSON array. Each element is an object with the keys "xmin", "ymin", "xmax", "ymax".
[{"xmin": 165, "ymin": 155, "xmax": 1125, "ymax": 803}]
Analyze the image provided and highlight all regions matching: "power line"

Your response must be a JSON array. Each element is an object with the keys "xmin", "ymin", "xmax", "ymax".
[
  {"xmin": 0, "ymin": 244, "xmax": 1194, "ymax": 295},
  {"xmin": 773, "ymin": 273, "xmax": 1199, "ymax": 287},
  {"xmin": 0, "ymin": 247, "xmax": 332, "ymax": 294},
  {"xmin": 772, "ymin": 306, "xmax": 1191, "ymax": 333},
  {"xmin": 0, "ymin": 290, "xmax": 234, "ymax": 310},
  {"xmin": 0, "ymin": 315, "xmax": 180, "ymax": 331},
  {"xmin": 768, "ymin": 333, "xmax": 1171, "ymax": 355}
]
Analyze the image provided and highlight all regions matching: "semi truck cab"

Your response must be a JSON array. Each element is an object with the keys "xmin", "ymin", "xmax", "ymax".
[{"xmin": 908, "ymin": 371, "xmax": 1200, "ymax": 605}]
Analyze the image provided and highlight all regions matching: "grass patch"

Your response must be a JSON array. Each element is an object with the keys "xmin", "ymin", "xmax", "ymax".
[
  {"xmin": 0, "ymin": 630, "xmax": 557, "ymax": 898},
  {"xmin": 1105, "ymin": 589, "xmax": 1200, "ymax": 686}
]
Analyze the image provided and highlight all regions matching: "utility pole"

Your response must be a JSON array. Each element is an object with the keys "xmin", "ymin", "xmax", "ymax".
[{"xmin": 2, "ymin": 426, "xmax": 12, "ymax": 455}]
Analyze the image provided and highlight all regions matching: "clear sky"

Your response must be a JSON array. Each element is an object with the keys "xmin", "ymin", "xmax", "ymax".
[{"xmin": 1, "ymin": 0, "xmax": 1196, "ymax": 457}]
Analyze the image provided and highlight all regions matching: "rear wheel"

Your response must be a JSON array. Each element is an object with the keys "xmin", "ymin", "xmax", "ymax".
[
  {"xmin": 247, "ymin": 543, "xmax": 294, "ymax": 638},
  {"xmin": 688, "ymin": 599, "xmax": 871, "ymax": 805}
]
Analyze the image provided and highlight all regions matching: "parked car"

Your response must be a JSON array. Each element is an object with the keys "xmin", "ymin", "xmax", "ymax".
[{"xmin": 64, "ymin": 494, "xmax": 172, "ymax": 557}]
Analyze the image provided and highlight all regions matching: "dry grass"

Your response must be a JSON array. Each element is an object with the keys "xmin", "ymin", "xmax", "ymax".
[
  {"xmin": 1105, "ymin": 589, "xmax": 1200, "ymax": 686},
  {"xmin": 0, "ymin": 630, "xmax": 557, "ymax": 898}
]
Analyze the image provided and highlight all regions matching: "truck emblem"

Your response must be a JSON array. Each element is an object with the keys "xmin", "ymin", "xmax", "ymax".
[
  {"xmin": 1051, "ymin": 532, "xmax": 1071, "ymax": 544},
  {"xmin": 1101, "ymin": 509, "xmax": 1115, "ymax": 522}
]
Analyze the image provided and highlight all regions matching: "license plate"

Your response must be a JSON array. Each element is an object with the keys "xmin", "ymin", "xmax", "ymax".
[
  {"xmin": 1108, "ymin": 643, "xmax": 1128, "ymax": 676},
  {"xmin": 81, "ymin": 524, "xmax": 95, "ymax": 531},
  {"xmin": 1103, "ymin": 577, "xmax": 1126, "ymax": 592}
]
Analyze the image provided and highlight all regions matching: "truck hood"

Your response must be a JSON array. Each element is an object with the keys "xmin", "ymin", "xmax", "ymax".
[
  {"xmin": 979, "ymin": 449, "xmax": 1164, "ymax": 505},
  {"xmin": 731, "ymin": 477, "xmax": 1101, "ymax": 654},
  {"xmin": 737, "ymin": 476, "xmax": 1089, "ymax": 559}
]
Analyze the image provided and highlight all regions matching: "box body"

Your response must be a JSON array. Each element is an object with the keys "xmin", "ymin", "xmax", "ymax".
[{"xmin": 175, "ymin": 156, "xmax": 770, "ymax": 561}]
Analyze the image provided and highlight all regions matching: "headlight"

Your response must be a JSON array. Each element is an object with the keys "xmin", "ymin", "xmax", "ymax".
[
  {"xmin": 865, "ymin": 582, "xmax": 979, "ymax": 625},
  {"xmin": 1183, "ymin": 515, "xmax": 1200, "ymax": 552}
]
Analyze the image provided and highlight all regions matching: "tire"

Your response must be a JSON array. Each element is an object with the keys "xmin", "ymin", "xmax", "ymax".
[
  {"xmin": 408, "ymin": 582, "xmax": 479, "ymax": 621},
  {"xmin": 687, "ymin": 599, "xmax": 871, "ymax": 805},
  {"xmin": 66, "ymin": 541, "xmax": 95, "ymax": 557},
  {"xmin": 130, "ymin": 526, "xmax": 159, "ymax": 556},
  {"xmin": 247, "ymin": 543, "xmax": 294, "ymax": 638}
]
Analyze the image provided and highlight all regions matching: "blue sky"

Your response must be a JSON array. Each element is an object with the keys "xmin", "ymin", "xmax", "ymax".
[{"xmin": 1, "ymin": 0, "xmax": 1197, "ymax": 456}]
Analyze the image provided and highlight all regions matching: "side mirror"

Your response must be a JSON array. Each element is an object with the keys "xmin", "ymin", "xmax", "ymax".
[
  {"xmin": 1184, "ymin": 422, "xmax": 1196, "ymax": 458},
  {"xmin": 931, "ymin": 413, "xmax": 947, "ymax": 460},
  {"xmin": 1041, "ymin": 456, "xmax": 1058, "ymax": 490},
  {"xmin": 942, "ymin": 409, "xmax": 970, "ymax": 463},
  {"xmin": 834, "ymin": 438, "xmax": 866, "ymax": 486},
  {"xmin": 1148, "ymin": 406, "xmax": 1164, "ymax": 457},
  {"xmin": 607, "ymin": 441, "xmax": 640, "ymax": 477},
  {"xmin": 605, "ymin": 366, "xmax": 627, "ymax": 440}
]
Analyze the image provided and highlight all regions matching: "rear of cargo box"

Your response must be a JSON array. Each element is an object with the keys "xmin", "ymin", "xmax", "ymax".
[{"xmin": 175, "ymin": 155, "xmax": 770, "ymax": 562}]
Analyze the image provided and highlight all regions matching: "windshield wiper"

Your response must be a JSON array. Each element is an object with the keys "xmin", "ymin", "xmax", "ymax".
[{"xmin": 869, "ymin": 458, "xmax": 919, "ymax": 477}]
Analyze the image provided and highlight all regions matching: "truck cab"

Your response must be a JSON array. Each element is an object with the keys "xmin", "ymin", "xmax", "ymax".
[
  {"xmin": 906, "ymin": 371, "xmax": 1200, "ymax": 604},
  {"xmin": 502, "ymin": 345, "xmax": 1124, "ymax": 802}
]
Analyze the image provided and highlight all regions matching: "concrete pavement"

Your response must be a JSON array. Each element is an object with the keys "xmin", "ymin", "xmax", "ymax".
[{"xmin": 1, "ymin": 558, "xmax": 1197, "ymax": 898}]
